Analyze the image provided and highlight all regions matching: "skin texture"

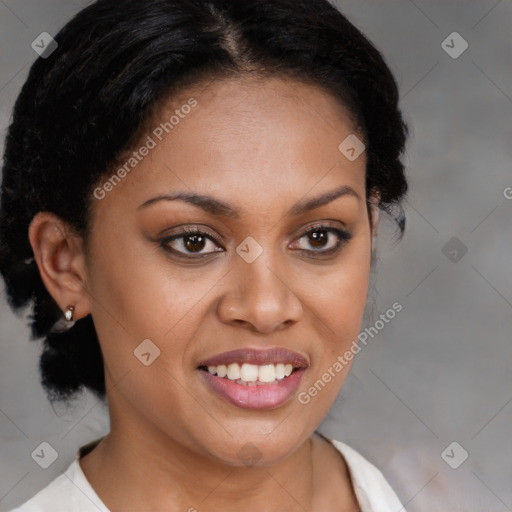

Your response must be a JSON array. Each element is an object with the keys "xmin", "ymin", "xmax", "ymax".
[{"xmin": 28, "ymin": 76, "xmax": 379, "ymax": 511}]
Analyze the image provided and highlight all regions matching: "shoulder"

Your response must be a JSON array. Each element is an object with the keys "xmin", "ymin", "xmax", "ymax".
[
  {"xmin": 8, "ymin": 458, "xmax": 108, "ymax": 512},
  {"xmin": 327, "ymin": 437, "xmax": 407, "ymax": 512},
  {"xmin": 8, "ymin": 464, "xmax": 73, "ymax": 512}
]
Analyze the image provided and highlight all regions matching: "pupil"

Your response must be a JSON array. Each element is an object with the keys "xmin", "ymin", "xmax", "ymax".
[
  {"xmin": 185, "ymin": 235, "xmax": 205, "ymax": 252},
  {"xmin": 309, "ymin": 230, "xmax": 327, "ymax": 248}
]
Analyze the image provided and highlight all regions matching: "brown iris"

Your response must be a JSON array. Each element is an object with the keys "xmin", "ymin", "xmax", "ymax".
[
  {"xmin": 185, "ymin": 234, "xmax": 206, "ymax": 252},
  {"xmin": 308, "ymin": 230, "xmax": 328, "ymax": 248}
]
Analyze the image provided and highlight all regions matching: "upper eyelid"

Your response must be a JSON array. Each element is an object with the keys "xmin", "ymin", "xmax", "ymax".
[
  {"xmin": 163, "ymin": 222, "xmax": 346, "ymax": 240},
  {"xmin": 165, "ymin": 227, "xmax": 224, "ymax": 247},
  {"xmin": 290, "ymin": 225, "xmax": 352, "ymax": 250}
]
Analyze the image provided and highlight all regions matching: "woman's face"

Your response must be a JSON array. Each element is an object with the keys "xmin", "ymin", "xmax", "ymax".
[{"xmin": 84, "ymin": 76, "xmax": 374, "ymax": 465}]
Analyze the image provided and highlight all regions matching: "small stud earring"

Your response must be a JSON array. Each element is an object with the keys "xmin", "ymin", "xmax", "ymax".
[{"xmin": 64, "ymin": 306, "xmax": 75, "ymax": 322}]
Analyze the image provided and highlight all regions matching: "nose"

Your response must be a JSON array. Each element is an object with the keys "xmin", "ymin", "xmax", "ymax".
[{"xmin": 216, "ymin": 256, "xmax": 304, "ymax": 334}]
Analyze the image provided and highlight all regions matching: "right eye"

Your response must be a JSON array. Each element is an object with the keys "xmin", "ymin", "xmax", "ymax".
[{"xmin": 159, "ymin": 227, "xmax": 225, "ymax": 258}]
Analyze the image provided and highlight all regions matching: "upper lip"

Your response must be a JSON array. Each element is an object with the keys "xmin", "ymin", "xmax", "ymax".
[{"xmin": 198, "ymin": 347, "xmax": 309, "ymax": 369}]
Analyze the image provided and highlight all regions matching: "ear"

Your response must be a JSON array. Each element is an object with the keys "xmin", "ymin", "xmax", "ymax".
[
  {"xmin": 368, "ymin": 193, "xmax": 380, "ymax": 241},
  {"xmin": 28, "ymin": 212, "xmax": 91, "ymax": 321}
]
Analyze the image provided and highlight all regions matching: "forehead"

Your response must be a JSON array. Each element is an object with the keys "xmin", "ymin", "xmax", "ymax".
[{"xmin": 94, "ymin": 76, "xmax": 367, "ymax": 214}]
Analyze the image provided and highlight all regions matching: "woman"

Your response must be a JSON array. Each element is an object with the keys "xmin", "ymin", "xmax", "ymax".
[{"xmin": 0, "ymin": 0, "xmax": 409, "ymax": 510}]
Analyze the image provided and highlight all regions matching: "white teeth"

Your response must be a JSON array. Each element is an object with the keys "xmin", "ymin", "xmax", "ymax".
[
  {"xmin": 258, "ymin": 364, "xmax": 276, "ymax": 383},
  {"xmin": 240, "ymin": 363, "xmax": 259, "ymax": 382},
  {"xmin": 226, "ymin": 363, "xmax": 241, "ymax": 380},
  {"xmin": 205, "ymin": 362, "xmax": 297, "ymax": 383}
]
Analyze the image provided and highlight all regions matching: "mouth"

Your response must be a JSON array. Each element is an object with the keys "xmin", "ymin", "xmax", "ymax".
[
  {"xmin": 197, "ymin": 348, "xmax": 309, "ymax": 410},
  {"xmin": 199, "ymin": 362, "xmax": 296, "ymax": 385}
]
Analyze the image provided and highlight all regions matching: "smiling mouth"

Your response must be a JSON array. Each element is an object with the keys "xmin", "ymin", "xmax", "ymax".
[
  {"xmin": 198, "ymin": 362, "xmax": 298, "ymax": 386},
  {"xmin": 196, "ymin": 347, "xmax": 308, "ymax": 408}
]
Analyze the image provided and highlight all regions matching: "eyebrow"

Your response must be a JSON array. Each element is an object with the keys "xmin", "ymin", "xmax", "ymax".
[
  {"xmin": 290, "ymin": 185, "xmax": 360, "ymax": 216},
  {"xmin": 138, "ymin": 191, "xmax": 241, "ymax": 217},
  {"xmin": 137, "ymin": 185, "xmax": 360, "ymax": 217}
]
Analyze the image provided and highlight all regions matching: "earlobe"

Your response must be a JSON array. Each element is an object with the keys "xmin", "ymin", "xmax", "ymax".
[{"xmin": 28, "ymin": 212, "xmax": 90, "ymax": 321}]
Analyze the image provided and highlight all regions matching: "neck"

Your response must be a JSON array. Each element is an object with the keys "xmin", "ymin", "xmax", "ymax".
[{"xmin": 80, "ymin": 409, "xmax": 316, "ymax": 512}]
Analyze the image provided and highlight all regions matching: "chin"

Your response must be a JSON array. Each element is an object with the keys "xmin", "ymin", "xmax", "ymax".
[{"xmin": 201, "ymin": 428, "xmax": 309, "ymax": 468}]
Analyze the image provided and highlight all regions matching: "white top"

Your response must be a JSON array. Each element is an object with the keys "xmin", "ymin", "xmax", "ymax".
[{"xmin": 9, "ymin": 436, "xmax": 406, "ymax": 511}]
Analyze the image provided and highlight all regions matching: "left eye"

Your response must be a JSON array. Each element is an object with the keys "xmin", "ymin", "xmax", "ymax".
[{"xmin": 290, "ymin": 226, "xmax": 351, "ymax": 253}]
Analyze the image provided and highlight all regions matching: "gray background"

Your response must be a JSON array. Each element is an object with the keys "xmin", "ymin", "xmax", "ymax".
[{"xmin": 1, "ymin": 1, "xmax": 511, "ymax": 510}]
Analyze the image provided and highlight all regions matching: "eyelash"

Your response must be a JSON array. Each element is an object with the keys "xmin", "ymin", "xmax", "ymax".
[
  {"xmin": 158, "ymin": 223, "xmax": 353, "ymax": 260},
  {"xmin": 293, "ymin": 223, "xmax": 353, "ymax": 256}
]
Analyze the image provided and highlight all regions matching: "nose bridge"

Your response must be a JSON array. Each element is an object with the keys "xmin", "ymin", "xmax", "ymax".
[
  {"xmin": 238, "ymin": 244, "xmax": 290, "ymax": 307},
  {"xmin": 217, "ymin": 241, "xmax": 303, "ymax": 332},
  {"xmin": 243, "ymin": 254, "xmax": 285, "ymax": 298},
  {"xmin": 236, "ymin": 231, "xmax": 286, "ymax": 291}
]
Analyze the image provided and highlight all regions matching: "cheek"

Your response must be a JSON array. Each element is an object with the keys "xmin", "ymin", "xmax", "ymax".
[
  {"xmin": 324, "ymin": 263, "xmax": 370, "ymax": 341},
  {"xmin": 296, "ymin": 235, "xmax": 371, "ymax": 408},
  {"xmin": 85, "ymin": 226, "xmax": 229, "ymax": 381},
  {"xmin": 306, "ymin": 236, "xmax": 372, "ymax": 345},
  {"xmin": 84, "ymin": 234, "xmax": 219, "ymax": 448}
]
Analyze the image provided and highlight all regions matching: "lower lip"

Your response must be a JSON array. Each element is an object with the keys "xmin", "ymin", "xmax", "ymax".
[{"xmin": 199, "ymin": 369, "xmax": 306, "ymax": 410}]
